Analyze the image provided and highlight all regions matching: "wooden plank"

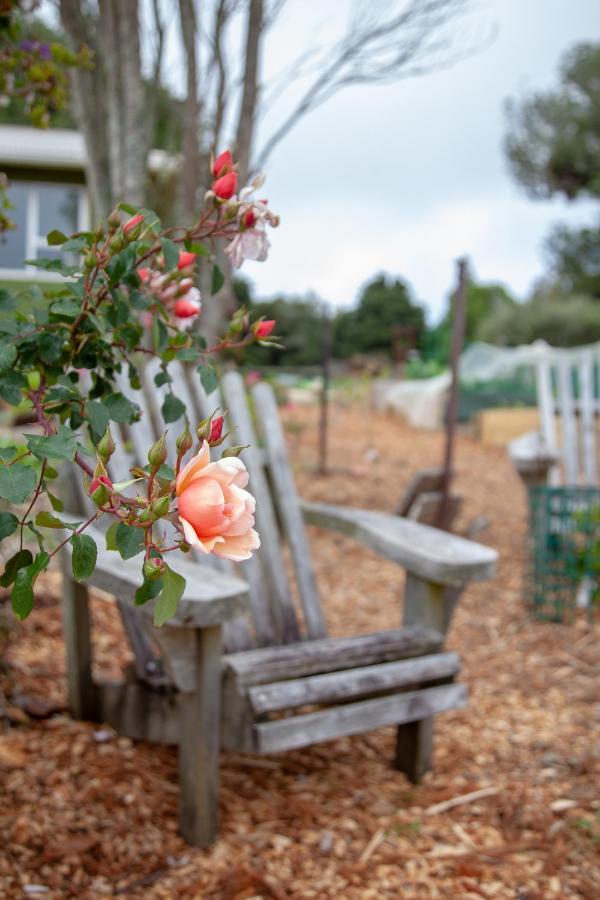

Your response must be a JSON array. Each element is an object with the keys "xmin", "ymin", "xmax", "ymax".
[
  {"xmin": 98, "ymin": 676, "xmax": 180, "ymax": 744},
  {"xmin": 247, "ymin": 651, "xmax": 460, "ymax": 713},
  {"xmin": 221, "ymin": 371, "xmax": 300, "ymax": 644},
  {"xmin": 252, "ymin": 381, "xmax": 327, "ymax": 640},
  {"xmin": 396, "ymin": 468, "xmax": 449, "ymax": 517},
  {"xmin": 395, "ymin": 719, "xmax": 433, "ymax": 783},
  {"xmin": 407, "ymin": 491, "xmax": 462, "ymax": 528},
  {"xmin": 302, "ymin": 500, "xmax": 497, "ymax": 587},
  {"xmin": 62, "ymin": 524, "xmax": 249, "ymax": 627},
  {"xmin": 536, "ymin": 354, "xmax": 558, "ymax": 454},
  {"xmin": 178, "ymin": 624, "xmax": 222, "ymax": 847},
  {"xmin": 61, "ymin": 550, "xmax": 98, "ymax": 720},
  {"xmin": 224, "ymin": 625, "xmax": 443, "ymax": 685},
  {"xmin": 578, "ymin": 350, "xmax": 597, "ymax": 485},
  {"xmin": 254, "ymin": 683, "xmax": 467, "ymax": 753},
  {"xmin": 557, "ymin": 356, "xmax": 578, "ymax": 483}
]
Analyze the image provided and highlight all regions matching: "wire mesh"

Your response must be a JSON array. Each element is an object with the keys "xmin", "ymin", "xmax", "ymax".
[{"xmin": 527, "ymin": 486, "xmax": 600, "ymax": 621}]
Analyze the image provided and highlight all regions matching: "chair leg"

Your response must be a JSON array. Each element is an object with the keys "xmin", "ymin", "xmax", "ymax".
[
  {"xmin": 178, "ymin": 624, "xmax": 222, "ymax": 847},
  {"xmin": 394, "ymin": 718, "xmax": 433, "ymax": 783},
  {"xmin": 62, "ymin": 552, "xmax": 98, "ymax": 721}
]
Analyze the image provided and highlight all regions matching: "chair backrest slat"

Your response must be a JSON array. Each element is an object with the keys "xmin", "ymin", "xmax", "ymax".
[
  {"xmin": 221, "ymin": 370, "xmax": 301, "ymax": 644},
  {"xmin": 556, "ymin": 356, "xmax": 578, "ymax": 484},
  {"xmin": 578, "ymin": 350, "xmax": 597, "ymax": 485},
  {"xmin": 252, "ymin": 381, "xmax": 327, "ymax": 640}
]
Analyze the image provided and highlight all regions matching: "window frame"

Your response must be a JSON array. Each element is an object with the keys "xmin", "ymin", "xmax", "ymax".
[{"xmin": 0, "ymin": 179, "xmax": 89, "ymax": 282}]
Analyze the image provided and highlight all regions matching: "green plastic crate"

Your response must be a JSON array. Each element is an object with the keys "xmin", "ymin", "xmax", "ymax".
[{"xmin": 527, "ymin": 486, "xmax": 600, "ymax": 621}]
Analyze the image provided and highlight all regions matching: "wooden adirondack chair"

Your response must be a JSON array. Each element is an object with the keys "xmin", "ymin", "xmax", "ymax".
[
  {"xmin": 61, "ymin": 362, "xmax": 497, "ymax": 847},
  {"xmin": 509, "ymin": 342, "xmax": 599, "ymax": 488}
]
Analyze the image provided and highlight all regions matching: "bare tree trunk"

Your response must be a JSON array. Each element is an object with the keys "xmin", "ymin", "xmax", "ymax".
[
  {"xmin": 234, "ymin": 0, "xmax": 264, "ymax": 185},
  {"xmin": 118, "ymin": 0, "xmax": 147, "ymax": 206},
  {"xmin": 178, "ymin": 0, "xmax": 201, "ymax": 221},
  {"xmin": 63, "ymin": 0, "xmax": 147, "ymax": 217},
  {"xmin": 59, "ymin": 0, "xmax": 111, "ymax": 220}
]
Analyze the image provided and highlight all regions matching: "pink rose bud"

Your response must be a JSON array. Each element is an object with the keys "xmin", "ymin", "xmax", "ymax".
[
  {"xmin": 178, "ymin": 251, "xmax": 196, "ymax": 270},
  {"xmin": 138, "ymin": 267, "xmax": 149, "ymax": 282},
  {"xmin": 242, "ymin": 209, "xmax": 257, "ymax": 229},
  {"xmin": 213, "ymin": 150, "xmax": 233, "ymax": 178},
  {"xmin": 123, "ymin": 213, "xmax": 145, "ymax": 236},
  {"xmin": 256, "ymin": 319, "xmax": 275, "ymax": 338},
  {"xmin": 212, "ymin": 171, "xmax": 237, "ymax": 200},
  {"xmin": 209, "ymin": 415, "xmax": 224, "ymax": 444},
  {"xmin": 89, "ymin": 475, "xmax": 113, "ymax": 495},
  {"xmin": 174, "ymin": 297, "xmax": 201, "ymax": 319}
]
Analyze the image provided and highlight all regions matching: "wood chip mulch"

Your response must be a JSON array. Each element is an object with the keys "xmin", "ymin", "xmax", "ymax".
[{"xmin": 0, "ymin": 398, "xmax": 598, "ymax": 899}]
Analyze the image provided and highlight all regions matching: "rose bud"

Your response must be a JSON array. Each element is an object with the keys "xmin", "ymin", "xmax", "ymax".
[
  {"xmin": 212, "ymin": 171, "xmax": 237, "ymax": 200},
  {"xmin": 143, "ymin": 557, "xmax": 166, "ymax": 581},
  {"xmin": 208, "ymin": 415, "xmax": 224, "ymax": 444},
  {"xmin": 123, "ymin": 213, "xmax": 145, "ymax": 239},
  {"xmin": 89, "ymin": 475, "xmax": 113, "ymax": 495},
  {"xmin": 174, "ymin": 297, "xmax": 201, "ymax": 319},
  {"xmin": 176, "ymin": 441, "xmax": 260, "ymax": 561},
  {"xmin": 213, "ymin": 150, "xmax": 233, "ymax": 178},
  {"xmin": 242, "ymin": 209, "xmax": 256, "ymax": 229},
  {"xmin": 89, "ymin": 474, "xmax": 113, "ymax": 507},
  {"xmin": 255, "ymin": 319, "xmax": 275, "ymax": 338},
  {"xmin": 177, "ymin": 251, "xmax": 196, "ymax": 270},
  {"xmin": 137, "ymin": 267, "xmax": 150, "ymax": 282}
]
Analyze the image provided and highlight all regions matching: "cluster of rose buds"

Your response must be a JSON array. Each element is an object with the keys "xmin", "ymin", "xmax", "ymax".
[
  {"xmin": 206, "ymin": 151, "xmax": 280, "ymax": 269},
  {"xmin": 138, "ymin": 248, "xmax": 202, "ymax": 329}
]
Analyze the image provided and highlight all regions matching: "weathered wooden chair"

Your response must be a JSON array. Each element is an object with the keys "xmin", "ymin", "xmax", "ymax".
[
  {"xmin": 508, "ymin": 342, "xmax": 599, "ymax": 617},
  {"xmin": 509, "ymin": 341, "xmax": 599, "ymax": 488},
  {"xmin": 62, "ymin": 363, "xmax": 497, "ymax": 846}
]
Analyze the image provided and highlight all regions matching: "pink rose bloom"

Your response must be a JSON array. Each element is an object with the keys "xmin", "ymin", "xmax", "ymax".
[{"xmin": 176, "ymin": 442, "xmax": 260, "ymax": 561}]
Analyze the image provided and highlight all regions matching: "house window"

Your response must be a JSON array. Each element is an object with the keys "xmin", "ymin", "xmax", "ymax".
[{"xmin": 0, "ymin": 180, "xmax": 88, "ymax": 278}]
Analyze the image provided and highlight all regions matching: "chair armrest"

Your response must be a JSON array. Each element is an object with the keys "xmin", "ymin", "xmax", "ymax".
[
  {"xmin": 62, "ymin": 523, "xmax": 249, "ymax": 628},
  {"xmin": 301, "ymin": 500, "xmax": 497, "ymax": 587},
  {"xmin": 508, "ymin": 431, "xmax": 558, "ymax": 482}
]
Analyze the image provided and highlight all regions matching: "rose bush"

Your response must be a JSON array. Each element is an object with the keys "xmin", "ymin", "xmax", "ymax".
[{"xmin": 0, "ymin": 151, "xmax": 279, "ymax": 626}]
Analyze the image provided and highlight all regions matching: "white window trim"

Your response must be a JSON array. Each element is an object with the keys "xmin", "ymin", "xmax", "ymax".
[{"xmin": 0, "ymin": 179, "xmax": 89, "ymax": 282}]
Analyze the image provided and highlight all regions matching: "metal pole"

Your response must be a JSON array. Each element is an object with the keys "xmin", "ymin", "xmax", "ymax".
[
  {"xmin": 436, "ymin": 257, "xmax": 468, "ymax": 530},
  {"xmin": 318, "ymin": 306, "xmax": 332, "ymax": 475}
]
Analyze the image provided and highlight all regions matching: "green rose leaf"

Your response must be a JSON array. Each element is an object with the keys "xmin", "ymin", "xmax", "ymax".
[
  {"xmin": 86, "ymin": 400, "xmax": 110, "ymax": 441},
  {"xmin": 39, "ymin": 331, "xmax": 66, "ymax": 364},
  {"xmin": 197, "ymin": 364, "xmax": 218, "ymax": 395},
  {"xmin": 0, "ymin": 512, "xmax": 19, "ymax": 541},
  {"xmin": 161, "ymin": 237, "xmax": 179, "ymax": 271},
  {"xmin": 0, "ymin": 289, "xmax": 17, "ymax": 312},
  {"xmin": 0, "ymin": 464, "xmax": 37, "ymax": 504},
  {"xmin": 153, "ymin": 566, "xmax": 186, "ymax": 626},
  {"xmin": 10, "ymin": 552, "xmax": 49, "ymax": 620},
  {"xmin": 135, "ymin": 577, "xmax": 163, "ymax": 606},
  {"xmin": 115, "ymin": 523, "xmax": 144, "ymax": 560},
  {"xmin": 0, "ymin": 446, "xmax": 17, "ymax": 462},
  {"xmin": 161, "ymin": 393, "xmax": 186, "ymax": 424},
  {"xmin": 154, "ymin": 370, "xmax": 171, "ymax": 388},
  {"xmin": 211, "ymin": 264, "xmax": 225, "ymax": 296},
  {"xmin": 0, "ymin": 372, "xmax": 26, "ymax": 405},
  {"xmin": 35, "ymin": 511, "xmax": 71, "ymax": 530},
  {"xmin": 0, "ymin": 549, "xmax": 33, "ymax": 588},
  {"xmin": 104, "ymin": 392, "xmax": 140, "ymax": 424},
  {"xmin": 25, "ymin": 426, "xmax": 77, "ymax": 461},
  {"xmin": 183, "ymin": 241, "xmax": 209, "ymax": 257},
  {"xmin": 47, "ymin": 229, "xmax": 67, "ymax": 246},
  {"xmin": 0, "ymin": 344, "xmax": 17, "ymax": 371},
  {"xmin": 70, "ymin": 533, "xmax": 98, "ymax": 581}
]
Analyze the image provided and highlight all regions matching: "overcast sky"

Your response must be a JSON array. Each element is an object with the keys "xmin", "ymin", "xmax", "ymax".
[{"xmin": 237, "ymin": 0, "xmax": 599, "ymax": 321}]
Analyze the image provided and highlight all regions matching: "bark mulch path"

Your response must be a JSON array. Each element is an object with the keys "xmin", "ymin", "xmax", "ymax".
[{"xmin": 0, "ymin": 401, "xmax": 598, "ymax": 898}]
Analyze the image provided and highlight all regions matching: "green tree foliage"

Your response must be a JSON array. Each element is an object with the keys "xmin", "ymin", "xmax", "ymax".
[
  {"xmin": 544, "ymin": 221, "xmax": 600, "ymax": 299},
  {"xmin": 504, "ymin": 42, "xmax": 600, "ymax": 201},
  {"xmin": 334, "ymin": 275, "xmax": 425, "ymax": 359},
  {"xmin": 477, "ymin": 290, "xmax": 600, "ymax": 348}
]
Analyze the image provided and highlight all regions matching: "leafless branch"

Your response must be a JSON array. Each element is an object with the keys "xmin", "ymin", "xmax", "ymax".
[{"xmin": 255, "ymin": 0, "xmax": 488, "ymax": 170}]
